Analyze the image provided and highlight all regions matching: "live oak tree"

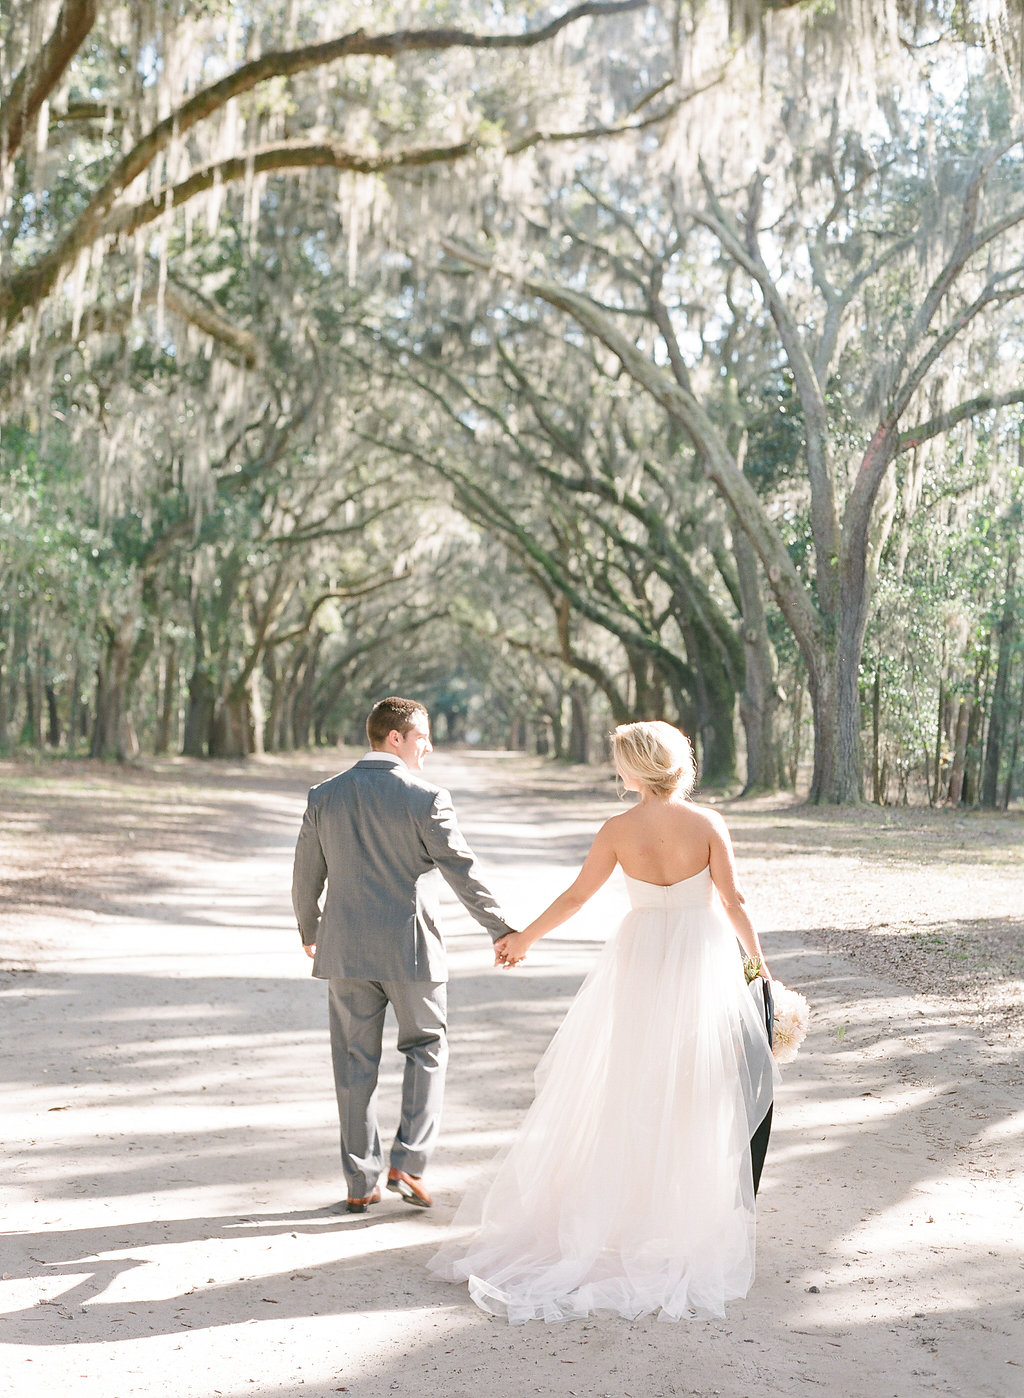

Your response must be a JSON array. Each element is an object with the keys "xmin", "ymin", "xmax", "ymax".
[
  {"xmin": 443, "ymin": 3, "xmax": 1024, "ymax": 801},
  {"xmin": 0, "ymin": 0, "xmax": 647, "ymax": 338},
  {"xmin": 4, "ymin": 0, "xmax": 1024, "ymax": 802},
  {"xmin": 344, "ymin": 303, "xmax": 772, "ymax": 786},
  {"xmin": 0, "ymin": 0, "xmax": 652, "ymax": 757}
]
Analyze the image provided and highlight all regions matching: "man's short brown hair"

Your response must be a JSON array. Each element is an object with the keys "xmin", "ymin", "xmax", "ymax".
[{"xmin": 366, "ymin": 696, "xmax": 428, "ymax": 748}]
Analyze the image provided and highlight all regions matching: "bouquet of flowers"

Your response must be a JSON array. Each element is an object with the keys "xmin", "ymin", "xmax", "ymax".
[{"xmin": 744, "ymin": 957, "xmax": 810, "ymax": 1064}]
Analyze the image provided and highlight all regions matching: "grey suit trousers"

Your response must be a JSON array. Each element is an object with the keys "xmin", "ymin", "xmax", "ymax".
[{"xmin": 328, "ymin": 977, "xmax": 448, "ymax": 1196}]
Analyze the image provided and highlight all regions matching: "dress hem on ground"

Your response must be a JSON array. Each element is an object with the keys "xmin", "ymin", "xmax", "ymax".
[{"xmin": 430, "ymin": 867, "xmax": 779, "ymax": 1324}]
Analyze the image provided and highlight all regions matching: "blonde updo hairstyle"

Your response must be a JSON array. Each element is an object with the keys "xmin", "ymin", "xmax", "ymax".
[{"xmin": 612, "ymin": 721, "xmax": 696, "ymax": 799}]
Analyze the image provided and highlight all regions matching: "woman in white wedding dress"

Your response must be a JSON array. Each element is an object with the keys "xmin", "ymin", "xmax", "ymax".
[{"xmin": 430, "ymin": 721, "xmax": 778, "ymax": 1325}]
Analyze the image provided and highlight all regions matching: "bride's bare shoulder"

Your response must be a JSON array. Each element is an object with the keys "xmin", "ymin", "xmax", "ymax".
[
  {"xmin": 597, "ymin": 807, "xmax": 646, "ymax": 845},
  {"xmin": 679, "ymin": 800, "xmax": 728, "ymax": 831}
]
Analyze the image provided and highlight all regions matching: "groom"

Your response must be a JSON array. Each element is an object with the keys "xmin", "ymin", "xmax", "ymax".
[{"xmin": 291, "ymin": 696, "xmax": 516, "ymax": 1212}]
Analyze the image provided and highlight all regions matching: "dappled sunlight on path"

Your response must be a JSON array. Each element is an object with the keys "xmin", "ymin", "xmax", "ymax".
[{"xmin": 1, "ymin": 753, "xmax": 1022, "ymax": 1397}]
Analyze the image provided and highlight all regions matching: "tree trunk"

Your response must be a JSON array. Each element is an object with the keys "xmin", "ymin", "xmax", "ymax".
[
  {"xmin": 733, "ymin": 529, "xmax": 785, "ymax": 792},
  {"xmin": 836, "ymin": 634, "xmax": 866, "ymax": 804},
  {"xmin": 1002, "ymin": 663, "xmax": 1024, "ymax": 809},
  {"xmin": 248, "ymin": 668, "xmax": 265, "ymax": 756},
  {"xmin": 24, "ymin": 648, "xmax": 44, "ymax": 747},
  {"xmin": 182, "ymin": 666, "xmax": 216, "ymax": 756},
  {"xmin": 627, "ymin": 648, "xmax": 657, "ymax": 719},
  {"xmin": 806, "ymin": 661, "xmax": 841, "ymax": 804},
  {"xmin": 679, "ymin": 619, "xmax": 736, "ymax": 788},
  {"xmin": 89, "ymin": 645, "xmax": 115, "ymax": 760},
  {"xmin": 154, "ymin": 639, "xmax": 177, "ymax": 755},
  {"xmin": 787, "ymin": 681, "xmax": 803, "ymax": 790},
  {"xmin": 290, "ymin": 632, "xmax": 324, "ymax": 748},
  {"xmin": 90, "ymin": 624, "xmax": 138, "ymax": 760},
  {"xmin": 982, "ymin": 546, "xmax": 1018, "ymax": 806},
  {"xmin": 567, "ymin": 681, "xmax": 589, "ymax": 763},
  {"xmin": 45, "ymin": 681, "xmax": 61, "ymax": 747},
  {"xmin": 69, "ymin": 656, "xmax": 89, "ymax": 746},
  {"xmin": 871, "ymin": 664, "xmax": 882, "ymax": 805},
  {"xmin": 548, "ymin": 694, "xmax": 564, "ymax": 759},
  {"xmin": 806, "ymin": 583, "xmax": 869, "ymax": 805},
  {"xmin": 963, "ymin": 696, "xmax": 984, "ymax": 807},
  {"xmin": 933, "ymin": 676, "xmax": 947, "ymax": 804},
  {"xmin": 0, "ymin": 609, "xmax": 11, "ymax": 750},
  {"xmin": 263, "ymin": 650, "xmax": 286, "ymax": 752},
  {"xmin": 210, "ymin": 691, "xmax": 251, "ymax": 757},
  {"xmin": 948, "ymin": 700, "xmax": 970, "ymax": 805},
  {"xmin": 277, "ymin": 688, "xmax": 297, "ymax": 751}
]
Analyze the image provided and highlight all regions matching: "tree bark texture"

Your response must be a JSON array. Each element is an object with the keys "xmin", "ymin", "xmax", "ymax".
[
  {"xmin": 182, "ymin": 667, "xmax": 215, "ymax": 757},
  {"xmin": 90, "ymin": 623, "xmax": 138, "ymax": 760},
  {"xmin": 982, "ymin": 545, "xmax": 1018, "ymax": 806},
  {"xmin": 733, "ymin": 528, "xmax": 785, "ymax": 792}
]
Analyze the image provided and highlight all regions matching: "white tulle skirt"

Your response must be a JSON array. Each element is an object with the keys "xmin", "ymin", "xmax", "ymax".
[{"xmin": 430, "ymin": 868, "xmax": 777, "ymax": 1324}]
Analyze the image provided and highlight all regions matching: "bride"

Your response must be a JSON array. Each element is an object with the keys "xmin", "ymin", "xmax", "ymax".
[{"xmin": 430, "ymin": 720, "xmax": 778, "ymax": 1324}]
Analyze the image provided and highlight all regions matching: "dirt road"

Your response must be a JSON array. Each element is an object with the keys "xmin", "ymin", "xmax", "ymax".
[{"xmin": 1, "ymin": 753, "xmax": 1022, "ymax": 1397}]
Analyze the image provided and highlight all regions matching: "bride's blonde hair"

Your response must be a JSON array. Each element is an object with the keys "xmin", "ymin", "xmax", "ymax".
[{"xmin": 612, "ymin": 721, "xmax": 695, "ymax": 799}]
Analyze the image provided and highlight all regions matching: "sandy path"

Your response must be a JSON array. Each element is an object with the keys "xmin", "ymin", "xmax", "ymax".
[{"xmin": 1, "ymin": 753, "xmax": 1022, "ymax": 1398}]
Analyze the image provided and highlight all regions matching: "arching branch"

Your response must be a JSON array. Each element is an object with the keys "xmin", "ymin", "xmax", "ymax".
[
  {"xmin": 1, "ymin": 137, "xmax": 478, "ymax": 331},
  {"xmin": 163, "ymin": 281, "xmax": 264, "ymax": 369},
  {"xmin": 897, "ymin": 387, "xmax": 1024, "ymax": 453},
  {"xmin": 0, "ymin": 0, "xmax": 645, "ymax": 336},
  {"xmin": 441, "ymin": 235, "xmax": 830, "ymax": 689},
  {"xmin": 0, "ymin": 0, "xmax": 98, "ymax": 165},
  {"xmin": 104, "ymin": 138, "xmax": 480, "ymax": 242}
]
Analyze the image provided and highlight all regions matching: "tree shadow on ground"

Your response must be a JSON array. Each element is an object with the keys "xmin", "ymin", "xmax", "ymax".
[{"xmin": 2, "ymin": 754, "xmax": 1021, "ymax": 1396}]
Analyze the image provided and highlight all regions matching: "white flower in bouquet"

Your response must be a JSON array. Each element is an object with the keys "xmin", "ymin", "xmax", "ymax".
[{"xmin": 769, "ymin": 982, "xmax": 810, "ymax": 1064}]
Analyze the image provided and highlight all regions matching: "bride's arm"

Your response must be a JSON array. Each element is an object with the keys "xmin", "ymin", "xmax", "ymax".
[
  {"xmin": 707, "ymin": 811, "xmax": 772, "ymax": 979},
  {"xmin": 495, "ymin": 822, "xmax": 618, "ymax": 966}
]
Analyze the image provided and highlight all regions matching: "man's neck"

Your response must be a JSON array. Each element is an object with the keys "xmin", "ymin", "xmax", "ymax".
[{"xmin": 366, "ymin": 749, "xmax": 405, "ymax": 766}]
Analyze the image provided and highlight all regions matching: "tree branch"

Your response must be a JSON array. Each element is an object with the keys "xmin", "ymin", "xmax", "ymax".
[
  {"xmin": 163, "ymin": 280, "xmax": 264, "ymax": 369},
  {"xmin": 897, "ymin": 387, "xmax": 1024, "ymax": 453},
  {"xmin": 0, "ymin": 0, "xmax": 644, "ymax": 335},
  {"xmin": 357, "ymin": 422, "xmax": 696, "ymax": 688},
  {"xmin": 693, "ymin": 162, "xmax": 840, "ymax": 617},
  {"xmin": 441, "ymin": 236, "xmax": 831, "ymax": 689},
  {"xmin": 892, "ymin": 272, "xmax": 1024, "ymax": 423},
  {"xmin": 265, "ymin": 571, "xmax": 409, "ymax": 649},
  {"xmin": 107, "ymin": 137, "xmax": 482, "ymax": 242},
  {"xmin": 0, "ymin": 0, "xmax": 98, "ymax": 167},
  {"xmin": 2, "ymin": 137, "xmax": 479, "ymax": 331},
  {"xmin": 883, "ymin": 133, "xmax": 1024, "ymax": 397},
  {"xmin": 39, "ymin": 2, "xmax": 645, "ymax": 240},
  {"xmin": 507, "ymin": 69, "xmax": 725, "ymax": 154}
]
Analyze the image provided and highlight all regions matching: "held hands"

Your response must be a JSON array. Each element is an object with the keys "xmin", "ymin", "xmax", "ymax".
[{"xmin": 494, "ymin": 931, "xmax": 533, "ymax": 968}]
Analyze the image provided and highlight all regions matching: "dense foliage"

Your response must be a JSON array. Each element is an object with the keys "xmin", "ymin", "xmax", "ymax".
[{"xmin": 1, "ymin": 0, "xmax": 1022, "ymax": 804}]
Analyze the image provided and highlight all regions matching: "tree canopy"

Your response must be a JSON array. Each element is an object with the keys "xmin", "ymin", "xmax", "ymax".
[{"xmin": 2, "ymin": 0, "xmax": 1023, "ymax": 806}]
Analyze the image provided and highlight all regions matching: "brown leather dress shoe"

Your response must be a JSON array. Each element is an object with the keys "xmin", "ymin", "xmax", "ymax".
[
  {"xmin": 386, "ymin": 1168, "xmax": 432, "ymax": 1208},
  {"xmin": 346, "ymin": 1186, "xmax": 381, "ymax": 1214}
]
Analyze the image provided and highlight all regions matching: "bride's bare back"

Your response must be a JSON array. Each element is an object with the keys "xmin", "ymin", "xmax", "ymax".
[{"xmin": 607, "ymin": 796, "xmax": 720, "ymax": 886}]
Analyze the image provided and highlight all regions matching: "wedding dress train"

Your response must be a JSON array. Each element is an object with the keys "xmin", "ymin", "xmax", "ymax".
[{"xmin": 430, "ymin": 866, "xmax": 777, "ymax": 1323}]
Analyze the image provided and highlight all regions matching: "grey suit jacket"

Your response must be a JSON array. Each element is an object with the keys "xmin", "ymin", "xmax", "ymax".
[{"xmin": 291, "ymin": 754, "xmax": 513, "ymax": 982}]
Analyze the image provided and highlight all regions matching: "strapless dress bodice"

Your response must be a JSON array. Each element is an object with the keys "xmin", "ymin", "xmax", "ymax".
[{"xmin": 623, "ymin": 865, "xmax": 714, "ymax": 910}]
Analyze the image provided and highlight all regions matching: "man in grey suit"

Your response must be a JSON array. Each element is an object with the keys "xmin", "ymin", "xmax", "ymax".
[{"xmin": 292, "ymin": 695, "xmax": 515, "ymax": 1213}]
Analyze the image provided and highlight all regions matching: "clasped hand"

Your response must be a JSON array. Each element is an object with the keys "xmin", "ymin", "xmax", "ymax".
[{"xmin": 494, "ymin": 931, "xmax": 530, "ymax": 968}]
